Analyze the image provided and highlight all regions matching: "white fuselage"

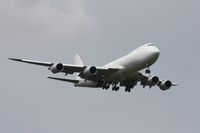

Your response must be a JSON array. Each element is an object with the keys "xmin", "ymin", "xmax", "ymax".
[{"xmin": 75, "ymin": 43, "xmax": 160, "ymax": 87}]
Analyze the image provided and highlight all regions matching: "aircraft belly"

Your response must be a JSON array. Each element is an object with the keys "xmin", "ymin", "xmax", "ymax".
[
  {"xmin": 105, "ymin": 66, "xmax": 138, "ymax": 82},
  {"xmin": 75, "ymin": 80, "xmax": 98, "ymax": 88},
  {"xmin": 105, "ymin": 56, "xmax": 152, "ymax": 82}
]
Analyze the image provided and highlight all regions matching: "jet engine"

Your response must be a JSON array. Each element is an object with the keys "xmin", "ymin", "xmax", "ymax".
[
  {"xmin": 146, "ymin": 76, "xmax": 160, "ymax": 86},
  {"xmin": 158, "ymin": 80, "xmax": 172, "ymax": 91},
  {"xmin": 141, "ymin": 75, "xmax": 159, "ymax": 87},
  {"xmin": 49, "ymin": 63, "xmax": 64, "ymax": 73},
  {"xmin": 83, "ymin": 66, "xmax": 97, "ymax": 76}
]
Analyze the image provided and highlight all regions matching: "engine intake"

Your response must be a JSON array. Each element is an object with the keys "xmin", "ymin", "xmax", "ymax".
[
  {"xmin": 50, "ymin": 63, "xmax": 64, "ymax": 73},
  {"xmin": 90, "ymin": 66, "xmax": 97, "ymax": 74},
  {"xmin": 149, "ymin": 76, "xmax": 159, "ymax": 85},
  {"xmin": 83, "ymin": 66, "xmax": 97, "ymax": 76}
]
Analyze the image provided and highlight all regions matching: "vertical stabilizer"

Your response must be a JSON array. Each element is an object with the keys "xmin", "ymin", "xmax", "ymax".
[
  {"xmin": 74, "ymin": 54, "xmax": 84, "ymax": 66},
  {"xmin": 74, "ymin": 54, "xmax": 84, "ymax": 80}
]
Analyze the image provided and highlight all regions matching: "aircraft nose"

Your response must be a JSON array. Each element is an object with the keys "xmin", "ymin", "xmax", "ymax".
[{"xmin": 153, "ymin": 46, "xmax": 160, "ymax": 58}]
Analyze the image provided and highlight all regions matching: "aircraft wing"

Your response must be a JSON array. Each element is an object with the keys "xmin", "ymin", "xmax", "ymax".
[
  {"xmin": 8, "ymin": 58, "xmax": 53, "ymax": 66},
  {"xmin": 8, "ymin": 58, "xmax": 84, "ymax": 73},
  {"xmin": 120, "ymin": 72, "xmax": 178, "ymax": 90},
  {"xmin": 8, "ymin": 58, "xmax": 120, "ymax": 80},
  {"xmin": 120, "ymin": 72, "xmax": 146, "ymax": 86}
]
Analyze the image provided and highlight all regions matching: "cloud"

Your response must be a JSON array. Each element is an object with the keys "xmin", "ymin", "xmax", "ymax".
[{"xmin": 0, "ymin": 0, "xmax": 96, "ymax": 44}]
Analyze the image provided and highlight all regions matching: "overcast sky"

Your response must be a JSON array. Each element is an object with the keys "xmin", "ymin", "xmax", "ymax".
[{"xmin": 1, "ymin": 0, "xmax": 200, "ymax": 133}]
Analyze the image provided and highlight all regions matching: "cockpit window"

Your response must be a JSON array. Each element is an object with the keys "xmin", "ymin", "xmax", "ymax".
[{"xmin": 147, "ymin": 43, "xmax": 154, "ymax": 46}]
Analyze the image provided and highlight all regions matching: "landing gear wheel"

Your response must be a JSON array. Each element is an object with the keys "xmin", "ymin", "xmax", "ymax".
[
  {"xmin": 145, "ymin": 69, "xmax": 151, "ymax": 74},
  {"xmin": 115, "ymin": 87, "xmax": 120, "ymax": 91},
  {"xmin": 102, "ymin": 82, "xmax": 110, "ymax": 90},
  {"xmin": 125, "ymin": 87, "xmax": 131, "ymax": 92},
  {"xmin": 112, "ymin": 84, "xmax": 120, "ymax": 91},
  {"xmin": 105, "ymin": 84, "xmax": 110, "ymax": 90}
]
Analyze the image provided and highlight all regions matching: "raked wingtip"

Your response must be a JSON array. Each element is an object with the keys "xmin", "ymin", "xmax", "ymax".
[{"xmin": 8, "ymin": 58, "xmax": 22, "ymax": 61}]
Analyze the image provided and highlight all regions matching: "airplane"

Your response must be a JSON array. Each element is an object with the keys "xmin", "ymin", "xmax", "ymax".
[{"xmin": 8, "ymin": 43, "xmax": 177, "ymax": 92}]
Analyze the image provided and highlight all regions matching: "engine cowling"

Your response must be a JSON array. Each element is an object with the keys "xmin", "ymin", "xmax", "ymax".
[
  {"xmin": 146, "ymin": 76, "xmax": 160, "ymax": 86},
  {"xmin": 49, "ymin": 63, "xmax": 64, "ymax": 73},
  {"xmin": 159, "ymin": 80, "xmax": 172, "ymax": 91},
  {"xmin": 83, "ymin": 66, "xmax": 97, "ymax": 76},
  {"xmin": 141, "ymin": 76, "xmax": 159, "ymax": 87}
]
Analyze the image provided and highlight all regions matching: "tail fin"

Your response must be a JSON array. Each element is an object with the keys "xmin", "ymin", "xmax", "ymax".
[
  {"xmin": 74, "ymin": 54, "xmax": 84, "ymax": 80},
  {"xmin": 74, "ymin": 54, "xmax": 84, "ymax": 66}
]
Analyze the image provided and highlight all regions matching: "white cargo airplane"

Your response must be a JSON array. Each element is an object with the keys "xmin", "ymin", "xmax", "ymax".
[{"xmin": 9, "ymin": 43, "xmax": 177, "ymax": 92}]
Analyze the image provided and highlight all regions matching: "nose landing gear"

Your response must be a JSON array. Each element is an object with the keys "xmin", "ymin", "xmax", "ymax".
[
  {"xmin": 145, "ymin": 69, "xmax": 151, "ymax": 74},
  {"xmin": 145, "ymin": 65, "xmax": 151, "ymax": 74}
]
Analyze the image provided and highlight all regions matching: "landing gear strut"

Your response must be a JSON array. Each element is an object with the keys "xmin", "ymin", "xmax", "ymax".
[
  {"xmin": 112, "ymin": 84, "xmax": 120, "ymax": 91},
  {"xmin": 98, "ymin": 80, "xmax": 110, "ymax": 90},
  {"xmin": 103, "ymin": 83, "xmax": 110, "ymax": 90},
  {"xmin": 125, "ymin": 85, "xmax": 132, "ymax": 92}
]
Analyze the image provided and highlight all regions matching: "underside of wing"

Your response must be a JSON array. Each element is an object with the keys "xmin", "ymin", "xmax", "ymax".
[
  {"xmin": 78, "ymin": 66, "xmax": 120, "ymax": 81},
  {"xmin": 120, "ymin": 72, "xmax": 177, "ymax": 91},
  {"xmin": 119, "ymin": 72, "xmax": 159, "ymax": 88},
  {"xmin": 62, "ymin": 64, "xmax": 85, "ymax": 74},
  {"xmin": 8, "ymin": 58, "xmax": 85, "ymax": 74},
  {"xmin": 48, "ymin": 77, "xmax": 79, "ymax": 83},
  {"xmin": 8, "ymin": 58, "xmax": 120, "ymax": 81}
]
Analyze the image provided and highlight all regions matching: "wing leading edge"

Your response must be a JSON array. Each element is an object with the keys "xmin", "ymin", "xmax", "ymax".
[
  {"xmin": 8, "ymin": 58, "xmax": 120, "ymax": 81},
  {"xmin": 8, "ymin": 58, "xmax": 85, "ymax": 74}
]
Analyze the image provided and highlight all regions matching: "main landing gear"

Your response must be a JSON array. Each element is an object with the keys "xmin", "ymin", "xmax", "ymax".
[
  {"xmin": 102, "ymin": 83, "xmax": 119, "ymax": 91},
  {"xmin": 98, "ymin": 80, "xmax": 120, "ymax": 91},
  {"xmin": 112, "ymin": 84, "xmax": 120, "ymax": 91},
  {"xmin": 102, "ymin": 84, "xmax": 110, "ymax": 90},
  {"xmin": 125, "ymin": 84, "xmax": 134, "ymax": 92},
  {"xmin": 98, "ymin": 80, "xmax": 134, "ymax": 93},
  {"xmin": 125, "ymin": 88, "xmax": 131, "ymax": 92},
  {"xmin": 101, "ymin": 83, "xmax": 133, "ymax": 93}
]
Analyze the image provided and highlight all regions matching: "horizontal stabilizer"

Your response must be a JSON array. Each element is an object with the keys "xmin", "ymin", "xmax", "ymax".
[
  {"xmin": 172, "ymin": 83, "xmax": 179, "ymax": 86},
  {"xmin": 48, "ymin": 77, "xmax": 79, "ymax": 83}
]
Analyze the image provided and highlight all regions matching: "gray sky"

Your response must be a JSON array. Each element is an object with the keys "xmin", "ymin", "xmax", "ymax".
[{"xmin": 1, "ymin": 0, "xmax": 200, "ymax": 133}]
